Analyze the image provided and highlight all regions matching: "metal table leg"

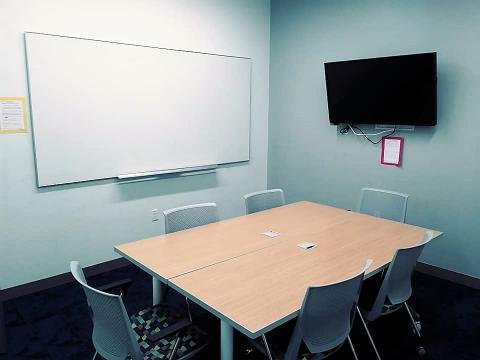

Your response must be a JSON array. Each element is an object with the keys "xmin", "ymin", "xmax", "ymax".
[
  {"xmin": 152, "ymin": 277, "xmax": 164, "ymax": 305},
  {"xmin": 220, "ymin": 320, "xmax": 233, "ymax": 360}
]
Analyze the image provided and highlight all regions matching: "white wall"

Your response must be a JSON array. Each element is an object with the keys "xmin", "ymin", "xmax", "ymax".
[
  {"xmin": 268, "ymin": 0, "xmax": 480, "ymax": 278},
  {"xmin": 0, "ymin": 0, "xmax": 270, "ymax": 288}
]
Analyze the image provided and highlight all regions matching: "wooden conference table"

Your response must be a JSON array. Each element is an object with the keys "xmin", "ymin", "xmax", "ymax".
[{"xmin": 115, "ymin": 201, "xmax": 441, "ymax": 360}]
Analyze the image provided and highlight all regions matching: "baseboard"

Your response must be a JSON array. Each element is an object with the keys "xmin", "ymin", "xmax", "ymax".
[
  {"xmin": 0, "ymin": 257, "xmax": 130, "ymax": 301},
  {"xmin": 416, "ymin": 261, "xmax": 480, "ymax": 290}
]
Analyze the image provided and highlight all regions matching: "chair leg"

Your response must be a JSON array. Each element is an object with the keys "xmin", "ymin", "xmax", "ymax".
[
  {"xmin": 347, "ymin": 336, "xmax": 359, "ymax": 360},
  {"xmin": 404, "ymin": 303, "xmax": 421, "ymax": 338},
  {"xmin": 168, "ymin": 332, "xmax": 182, "ymax": 360},
  {"xmin": 356, "ymin": 307, "xmax": 382, "ymax": 360},
  {"xmin": 185, "ymin": 297, "xmax": 193, "ymax": 322},
  {"xmin": 262, "ymin": 334, "xmax": 273, "ymax": 360},
  {"xmin": 92, "ymin": 351, "xmax": 98, "ymax": 360},
  {"xmin": 405, "ymin": 303, "xmax": 428, "ymax": 356},
  {"xmin": 407, "ymin": 304, "xmax": 421, "ymax": 319}
]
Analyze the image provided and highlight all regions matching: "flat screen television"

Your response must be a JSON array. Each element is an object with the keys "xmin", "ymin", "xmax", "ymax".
[{"xmin": 324, "ymin": 52, "xmax": 437, "ymax": 126}]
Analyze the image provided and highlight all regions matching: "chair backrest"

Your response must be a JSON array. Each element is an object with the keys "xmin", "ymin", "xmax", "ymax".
[
  {"xmin": 357, "ymin": 188, "xmax": 408, "ymax": 223},
  {"xmin": 70, "ymin": 261, "xmax": 143, "ymax": 360},
  {"xmin": 285, "ymin": 260, "xmax": 373, "ymax": 359},
  {"xmin": 366, "ymin": 231, "xmax": 434, "ymax": 322},
  {"xmin": 163, "ymin": 202, "xmax": 218, "ymax": 234},
  {"xmin": 243, "ymin": 189, "xmax": 285, "ymax": 215}
]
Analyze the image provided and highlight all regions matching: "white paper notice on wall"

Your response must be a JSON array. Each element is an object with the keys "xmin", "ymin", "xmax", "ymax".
[
  {"xmin": 0, "ymin": 97, "xmax": 28, "ymax": 134},
  {"xmin": 381, "ymin": 136, "xmax": 404, "ymax": 166}
]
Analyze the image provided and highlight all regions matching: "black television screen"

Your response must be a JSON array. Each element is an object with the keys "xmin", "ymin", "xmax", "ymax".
[{"xmin": 324, "ymin": 52, "xmax": 437, "ymax": 126}]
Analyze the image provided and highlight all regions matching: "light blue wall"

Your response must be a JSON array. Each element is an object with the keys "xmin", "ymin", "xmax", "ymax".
[
  {"xmin": 268, "ymin": 0, "xmax": 480, "ymax": 278},
  {"xmin": 0, "ymin": 0, "xmax": 270, "ymax": 288}
]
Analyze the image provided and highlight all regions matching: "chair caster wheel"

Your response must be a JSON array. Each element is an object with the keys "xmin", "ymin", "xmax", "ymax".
[{"xmin": 417, "ymin": 346, "xmax": 427, "ymax": 356}]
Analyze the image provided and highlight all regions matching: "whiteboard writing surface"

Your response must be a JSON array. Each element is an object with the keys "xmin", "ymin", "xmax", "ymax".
[{"xmin": 25, "ymin": 33, "xmax": 251, "ymax": 187}]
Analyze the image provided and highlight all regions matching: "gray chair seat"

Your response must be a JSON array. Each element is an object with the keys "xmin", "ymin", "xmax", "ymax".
[
  {"xmin": 130, "ymin": 304, "xmax": 208, "ymax": 360},
  {"xmin": 71, "ymin": 261, "xmax": 209, "ymax": 360},
  {"xmin": 358, "ymin": 274, "xmax": 404, "ymax": 318},
  {"xmin": 358, "ymin": 297, "xmax": 404, "ymax": 320}
]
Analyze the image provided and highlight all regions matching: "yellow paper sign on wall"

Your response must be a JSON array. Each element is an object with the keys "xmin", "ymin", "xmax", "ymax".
[{"xmin": 0, "ymin": 97, "xmax": 28, "ymax": 134}]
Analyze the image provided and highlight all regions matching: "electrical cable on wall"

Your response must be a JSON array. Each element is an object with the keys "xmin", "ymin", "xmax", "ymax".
[{"xmin": 340, "ymin": 124, "xmax": 397, "ymax": 144}]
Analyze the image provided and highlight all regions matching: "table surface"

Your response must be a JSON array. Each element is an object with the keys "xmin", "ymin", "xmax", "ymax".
[
  {"xmin": 114, "ymin": 201, "xmax": 350, "ymax": 280},
  {"xmin": 116, "ymin": 201, "xmax": 442, "ymax": 338}
]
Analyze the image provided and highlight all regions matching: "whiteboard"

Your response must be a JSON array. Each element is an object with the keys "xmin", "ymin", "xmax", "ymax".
[{"xmin": 25, "ymin": 33, "xmax": 251, "ymax": 187}]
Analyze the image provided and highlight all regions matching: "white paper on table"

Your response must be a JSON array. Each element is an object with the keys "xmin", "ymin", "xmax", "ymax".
[
  {"xmin": 382, "ymin": 138, "xmax": 402, "ymax": 164},
  {"xmin": 297, "ymin": 242, "xmax": 317, "ymax": 249},
  {"xmin": 262, "ymin": 230, "xmax": 280, "ymax": 237}
]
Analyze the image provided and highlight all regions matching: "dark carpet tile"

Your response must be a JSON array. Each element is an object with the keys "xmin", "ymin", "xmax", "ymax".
[
  {"xmin": 2, "ymin": 323, "xmax": 35, "ymax": 356},
  {"xmin": 1, "ymin": 266, "xmax": 478, "ymax": 360}
]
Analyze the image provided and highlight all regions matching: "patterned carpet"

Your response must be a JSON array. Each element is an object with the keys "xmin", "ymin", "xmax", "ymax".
[{"xmin": 0, "ymin": 266, "xmax": 478, "ymax": 360}]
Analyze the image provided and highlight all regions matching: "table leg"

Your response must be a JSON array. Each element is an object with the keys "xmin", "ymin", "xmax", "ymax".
[
  {"xmin": 220, "ymin": 320, "xmax": 233, "ymax": 360},
  {"xmin": 152, "ymin": 277, "xmax": 164, "ymax": 305}
]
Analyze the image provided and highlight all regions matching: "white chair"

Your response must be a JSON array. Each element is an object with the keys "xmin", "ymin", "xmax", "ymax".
[
  {"xmin": 357, "ymin": 188, "xmax": 408, "ymax": 223},
  {"xmin": 70, "ymin": 261, "xmax": 208, "ymax": 360},
  {"xmin": 244, "ymin": 189, "xmax": 285, "ymax": 215},
  {"xmin": 261, "ymin": 259, "xmax": 373, "ymax": 360},
  {"xmin": 162, "ymin": 203, "xmax": 219, "ymax": 319},
  {"xmin": 163, "ymin": 203, "xmax": 218, "ymax": 233},
  {"xmin": 357, "ymin": 231, "xmax": 434, "ymax": 359}
]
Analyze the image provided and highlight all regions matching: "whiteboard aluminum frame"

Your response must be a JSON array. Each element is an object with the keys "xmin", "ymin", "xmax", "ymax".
[{"xmin": 24, "ymin": 32, "xmax": 252, "ymax": 187}]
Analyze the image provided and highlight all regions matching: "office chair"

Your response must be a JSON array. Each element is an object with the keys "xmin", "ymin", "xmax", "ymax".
[
  {"xmin": 260, "ymin": 259, "xmax": 373, "ymax": 360},
  {"xmin": 163, "ymin": 203, "xmax": 218, "ymax": 317},
  {"xmin": 357, "ymin": 188, "xmax": 408, "ymax": 223},
  {"xmin": 164, "ymin": 203, "xmax": 218, "ymax": 234},
  {"xmin": 0, "ymin": 276, "xmax": 132, "ymax": 355},
  {"xmin": 70, "ymin": 261, "xmax": 208, "ymax": 360},
  {"xmin": 243, "ymin": 189, "xmax": 285, "ymax": 215},
  {"xmin": 356, "ymin": 231, "xmax": 434, "ymax": 359}
]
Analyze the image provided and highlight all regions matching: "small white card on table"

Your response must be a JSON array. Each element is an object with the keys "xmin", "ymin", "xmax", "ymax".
[
  {"xmin": 297, "ymin": 242, "xmax": 317, "ymax": 249},
  {"xmin": 262, "ymin": 230, "xmax": 280, "ymax": 237}
]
